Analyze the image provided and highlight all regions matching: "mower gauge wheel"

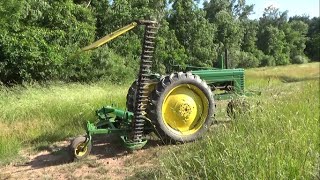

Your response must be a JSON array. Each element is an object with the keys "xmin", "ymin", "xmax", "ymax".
[{"xmin": 70, "ymin": 136, "xmax": 92, "ymax": 161}]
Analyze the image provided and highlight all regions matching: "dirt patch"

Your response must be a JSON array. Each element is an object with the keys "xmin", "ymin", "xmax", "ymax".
[{"xmin": 0, "ymin": 135, "xmax": 163, "ymax": 180}]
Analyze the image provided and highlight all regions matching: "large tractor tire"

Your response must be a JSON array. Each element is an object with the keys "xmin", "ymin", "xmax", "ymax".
[
  {"xmin": 126, "ymin": 79, "xmax": 158, "ymax": 112},
  {"xmin": 126, "ymin": 80, "xmax": 138, "ymax": 112},
  {"xmin": 149, "ymin": 72, "xmax": 215, "ymax": 143}
]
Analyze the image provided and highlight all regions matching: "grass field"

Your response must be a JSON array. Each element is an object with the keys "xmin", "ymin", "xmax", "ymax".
[
  {"xmin": 0, "ymin": 82, "xmax": 129, "ymax": 163},
  {"xmin": 0, "ymin": 63, "xmax": 319, "ymax": 179},
  {"xmin": 144, "ymin": 62, "xmax": 320, "ymax": 179}
]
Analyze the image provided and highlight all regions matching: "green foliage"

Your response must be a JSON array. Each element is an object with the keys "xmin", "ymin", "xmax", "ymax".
[
  {"xmin": 260, "ymin": 54, "xmax": 276, "ymax": 66},
  {"xmin": 291, "ymin": 55, "xmax": 309, "ymax": 64},
  {"xmin": 305, "ymin": 17, "xmax": 320, "ymax": 61},
  {"xmin": 153, "ymin": 19, "xmax": 188, "ymax": 73},
  {"xmin": 257, "ymin": 25, "xmax": 290, "ymax": 66},
  {"xmin": 90, "ymin": 47, "xmax": 137, "ymax": 82},
  {"xmin": 0, "ymin": 0, "xmax": 96, "ymax": 84},
  {"xmin": 204, "ymin": 0, "xmax": 244, "ymax": 51},
  {"xmin": 168, "ymin": 0, "xmax": 217, "ymax": 67},
  {"xmin": 241, "ymin": 20, "xmax": 258, "ymax": 53},
  {"xmin": 233, "ymin": 51, "xmax": 260, "ymax": 68},
  {"xmin": 285, "ymin": 20, "xmax": 309, "ymax": 63},
  {"xmin": 0, "ymin": 0, "xmax": 318, "ymax": 84}
]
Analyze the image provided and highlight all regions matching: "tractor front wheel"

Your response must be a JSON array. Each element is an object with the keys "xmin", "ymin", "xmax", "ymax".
[{"xmin": 149, "ymin": 72, "xmax": 215, "ymax": 143}]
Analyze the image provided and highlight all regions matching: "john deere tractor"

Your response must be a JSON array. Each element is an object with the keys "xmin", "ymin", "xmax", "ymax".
[{"xmin": 70, "ymin": 20, "xmax": 245, "ymax": 160}]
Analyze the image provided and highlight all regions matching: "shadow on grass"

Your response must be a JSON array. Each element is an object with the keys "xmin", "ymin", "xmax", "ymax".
[{"xmin": 17, "ymin": 134, "xmax": 163, "ymax": 170}]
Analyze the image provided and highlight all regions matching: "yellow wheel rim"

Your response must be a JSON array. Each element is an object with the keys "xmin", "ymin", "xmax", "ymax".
[
  {"xmin": 161, "ymin": 84, "xmax": 209, "ymax": 135},
  {"xmin": 75, "ymin": 143, "xmax": 88, "ymax": 157}
]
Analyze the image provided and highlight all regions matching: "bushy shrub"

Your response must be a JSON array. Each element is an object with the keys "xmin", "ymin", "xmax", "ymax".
[
  {"xmin": 275, "ymin": 53, "xmax": 290, "ymax": 65},
  {"xmin": 291, "ymin": 55, "xmax": 309, "ymax": 64},
  {"xmin": 251, "ymin": 49, "xmax": 265, "ymax": 66},
  {"xmin": 236, "ymin": 51, "xmax": 260, "ymax": 68},
  {"xmin": 0, "ymin": 0, "xmax": 96, "ymax": 84},
  {"xmin": 260, "ymin": 54, "xmax": 276, "ymax": 67},
  {"xmin": 90, "ymin": 47, "xmax": 137, "ymax": 83},
  {"xmin": 0, "ymin": 29, "xmax": 65, "ymax": 83}
]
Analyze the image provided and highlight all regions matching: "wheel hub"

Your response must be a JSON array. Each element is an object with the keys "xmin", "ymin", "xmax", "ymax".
[
  {"xmin": 178, "ymin": 102, "xmax": 194, "ymax": 119},
  {"xmin": 75, "ymin": 143, "xmax": 88, "ymax": 157}
]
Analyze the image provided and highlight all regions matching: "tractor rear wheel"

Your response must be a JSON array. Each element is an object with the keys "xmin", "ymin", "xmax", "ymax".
[
  {"xmin": 126, "ymin": 80, "xmax": 138, "ymax": 112},
  {"xmin": 126, "ymin": 79, "xmax": 158, "ymax": 112},
  {"xmin": 149, "ymin": 72, "xmax": 215, "ymax": 143}
]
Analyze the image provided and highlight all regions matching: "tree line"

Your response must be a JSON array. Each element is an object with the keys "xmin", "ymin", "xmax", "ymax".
[{"xmin": 0, "ymin": 0, "xmax": 319, "ymax": 84}]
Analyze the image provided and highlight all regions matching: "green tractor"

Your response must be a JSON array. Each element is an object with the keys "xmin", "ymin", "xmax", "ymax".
[{"xmin": 70, "ymin": 20, "xmax": 246, "ymax": 160}]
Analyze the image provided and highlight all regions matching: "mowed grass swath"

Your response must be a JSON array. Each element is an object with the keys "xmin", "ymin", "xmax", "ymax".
[
  {"xmin": 0, "ymin": 82, "xmax": 129, "ymax": 163},
  {"xmin": 141, "ymin": 62, "xmax": 320, "ymax": 179}
]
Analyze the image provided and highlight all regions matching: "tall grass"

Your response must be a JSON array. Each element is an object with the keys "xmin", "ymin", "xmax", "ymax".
[
  {"xmin": 0, "ymin": 62, "xmax": 319, "ymax": 178},
  {"xmin": 0, "ymin": 82, "xmax": 128, "ymax": 163},
  {"xmin": 145, "ymin": 63, "xmax": 320, "ymax": 179}
]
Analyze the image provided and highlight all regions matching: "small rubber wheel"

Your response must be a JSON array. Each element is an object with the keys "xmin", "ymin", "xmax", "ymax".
[
  {"xmin": 149, "ymin": 72, "xmax": 215, "ymax": 143},
  {"xmin": 70, "ymin": 136, "xmax": 92, "ymax": 161}
]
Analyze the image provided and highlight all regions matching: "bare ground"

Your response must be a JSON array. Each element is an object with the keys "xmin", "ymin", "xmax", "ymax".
[
  {"xmin": 0, "ymin": 135, "xmax": 164, "ymax": 180},
  {"xmin": 0, "ymin": 103, "xmax": 230, "ymax": 180}
]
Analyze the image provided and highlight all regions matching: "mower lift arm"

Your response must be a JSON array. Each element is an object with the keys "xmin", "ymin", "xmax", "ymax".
[{"xmin": 82, "ymin": 22, "xmax": 138, "ymax": 51}]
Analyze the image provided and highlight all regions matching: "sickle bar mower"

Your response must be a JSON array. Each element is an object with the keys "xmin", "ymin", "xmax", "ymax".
[{"xmin": 70, "ymin": 20, "xmax": 249, "ymax": 161}]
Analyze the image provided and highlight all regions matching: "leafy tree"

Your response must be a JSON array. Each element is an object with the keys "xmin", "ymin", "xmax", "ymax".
[
  {"xmin": 168, "ymin": 0, "xmax": 217, "ymax": 67},
  {"xmin": 257, "ymin": 6, "xmax": 291, "ymax": 66},
  {"xmin": 289, "ymin": 15, "xmax": 310, "ymax": 24},
  {"xmin": 153, "ymin": 19, "xmax": 188, "ymax": 73},
  {"xmin": 284, "ymin": 20, "xmax": 309, "ymax": 63},
  {"xmin": 259, "ymin": 6, "xmax": 288, "ymax": 28},
  {"xmin": 257, "ymin": 25, "xmax": 290, "ymax": 65},
  {"xmin": 0, "ymin": 0, "xmax": 318, "ymax": 84},
  {"xmin": 203, "ymin": 0, "xmax": 255, "ymax": 68},
  {"xmin": 240, "ymin": 20, "xmax": 258, "ymax": 53},
  {"xmin": 305, "ymin": 17, "xmax": 320, "ymax": 61},
  {"xmin": 0, "ymin": 0, "xmax": 96, "ymax": 84},
  {"xmin": 230, "ymin": 0, "xmax": 254, "ymax": 20}
]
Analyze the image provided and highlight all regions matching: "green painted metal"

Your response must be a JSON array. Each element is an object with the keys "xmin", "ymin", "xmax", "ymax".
[
  {"xmin": 85, "ymin": 106, "xmax": 150, "ymax": 150},
  {"xmin": 168, "ymin": 53, "xmax": 245, "ymax": 99},
  {"xmin": 192, "ymin": 68, "xmax": 245, "ymax": 96},
  {"xmin": 120, "ymin": 136, "xmax": 148, "ymax": 150}
]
